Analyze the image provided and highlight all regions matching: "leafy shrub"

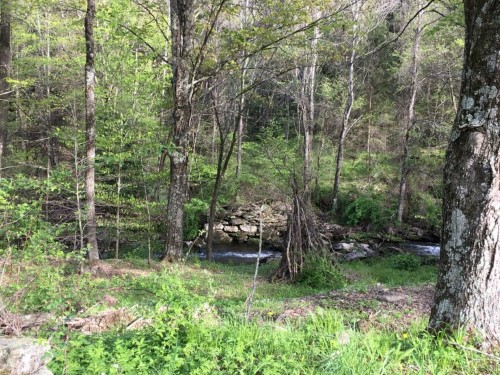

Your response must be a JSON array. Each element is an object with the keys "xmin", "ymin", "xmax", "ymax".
[
  {"xmin": 0, "ymin": 175, "xmax": 65, "ymax": 260},
  {"xmin": 410, "ymin": 191, "xmax": 442, "ymax": 229},
  {"xmin": 341, "ymin": 195, "xmax": 393, "ymax": 228},
  {"xmin": 390, "ymin": 254, "xmax": 422, "ymax": 271},
  {"xmin": 297, "ymin": 253, "xmax": 346, "ymax": 289},
  {"xmin": 184, "ymin": 198, "xmax": 209, "ymax": 240}
]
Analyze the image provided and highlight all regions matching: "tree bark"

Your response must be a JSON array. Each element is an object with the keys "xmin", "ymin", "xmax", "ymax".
[
  {"xmin": 162, "ymin": 0, "xmax": 195, "ymax": 261},
  {"xmin": 428, "ymin": 0, "xmax": 500, "ymax": 346},
  {"xmin": 396, "ymin": 3, "xmax": 422, "ymax": 223},
  {"xmin": 235, "ymin": 58, "xmax": 248, "ymax": 179},
  {"xmin": 332, "ymin": 3, "xmax": 360, "ymax": 211},
  {"xmin": 85, "ymin": 0, "xmax": 99, "ymax": 261},
  {"xmin": 0, "ymin": 0, "xmax": 11, "ymax": 176},
  {"xmin": 301, "ymin": 23, "xmax": 319, "ymax": 200},
  {"xmin": 206, "ymin": 95, "xmax": 237, "ymax": 261}
]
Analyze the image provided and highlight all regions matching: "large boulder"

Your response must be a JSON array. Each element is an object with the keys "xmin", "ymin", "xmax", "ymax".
[{"xmin": 0, "ymin": 337, "xmax": 52, "ymax": 375}]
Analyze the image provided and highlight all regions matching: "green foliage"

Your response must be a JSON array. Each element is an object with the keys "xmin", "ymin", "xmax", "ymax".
[
  {"xmin": 341, "ymin": 194, "xmax": 393, "ymax": 228},
  {"xmin": 390, "ymin": 254, "xmax": 422, "ymax": 271},
  {"xmin": 343, "ymin": 256, "xmax": 437, "ymax": 288},
  {"xmin": 42, "ymin": 260, "xmax": 490, "ymax": 375},
  {"xmin": 410, "ymin": 191, "xmax": 442, "ymax": 229},
  {"xmin": 0, "ymin": 175, "xmax": 66, "ymax": 261},
  {"xmin": 297, "ymin": 253, "xmax": 346, "ymax": 289},
  {"xmin": 184, "ymin": 198, "xmax": 209, "ymax": 240}
]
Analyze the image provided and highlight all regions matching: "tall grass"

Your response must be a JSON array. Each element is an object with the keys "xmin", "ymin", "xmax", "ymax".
[{"xmin": 36, "ymin": 261, "xmax": 494, "ymax": 374}]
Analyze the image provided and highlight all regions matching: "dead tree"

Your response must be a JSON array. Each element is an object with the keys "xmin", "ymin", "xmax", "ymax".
[{"xmin": 272, "ymin": 176, "xmax": 325, "ymax": 282}]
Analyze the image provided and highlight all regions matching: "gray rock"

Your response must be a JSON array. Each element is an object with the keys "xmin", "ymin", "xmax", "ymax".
[
  {"xmin": 223, "ymin": 226, "xmax": 239, "ymax": 233},
  {"xmin": 230, "ymin": 218, "xmax": 246, "ymax": 226},
  {"xmin": 376, "ymin": 292, "xmax": 408, "ymax": 303},
  {"xmin": 343, "ymin": 248, "xmax": 376, "ymax": 261},
  {"xmin": 240, "ymin": 224, "xmax": 258, "ymax": 234},
  {"xmin": 232, "ymin": 233, "xmax": 249, "ymax": 242},
  {"xmin": 0, "ymin": 337, "xmax": 52, "ymax": 375},
  {"xmin": 332, "ymin": 242, "xmax": 356, "ymax": 252},
  {"xmin": 212, "ymin": 230, "xmax": 231, "ymax": 242}
]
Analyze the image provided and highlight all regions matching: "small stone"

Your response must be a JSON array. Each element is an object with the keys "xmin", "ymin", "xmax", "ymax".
[
  {"xmin": 376, "ymin": 292, "xmax": 408, "ymax": 303},
  {"xmin": 103, "ymin": 295, "xmax": 118, "ymax": 306},
  {"xmin": 337, "ymin": 332, "xmax": 350, "ymax": 345},
  {"xmin": 332, "ymin": 242, "xmax": 356, "ymax": 252},
  {"xmin": 343, "ymin": 249, "xmax": 376, "ymax": 261}
]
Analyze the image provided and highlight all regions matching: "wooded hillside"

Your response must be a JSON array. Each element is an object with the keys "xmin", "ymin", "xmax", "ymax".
[{"xmin": 0, "ymin": 0, "xmax": 464, "ymax": 260}]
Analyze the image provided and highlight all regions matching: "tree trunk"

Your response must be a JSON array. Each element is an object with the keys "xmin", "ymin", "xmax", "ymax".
[
  {"xmin": 72, "ymin": 95, "xmax": 84, "ymax": 253},
  {"xmin": 235, "ymin": 0, "xmax": 248, "ymax": 178},
  {"xmin": 235, "ymin": 61, "xmax": 247, "ymax": 179},
  {"xmin": 206, "ymin": 93, "xmax": 237, "ymax": 261},
  {"xmin": 163, "ymin": 153, "xmax": 188, "ymax": 260},
  {"xmin": 161, "ymin": 0, "xmax": 195, "ymax": 261},
  {"xmin": 0, "ymin": 0, "xmax": 11, "ymax": 176},
  {"xmin": 428, "ymin": 0, "xmax": 500, "ymax": 346},
  {"xmin": 301, "ymin": 24, "xmax": 319, "ymax": 200},
  {"xmin": 85, "ymin": 0, "xmax": 99, "ymax": 262},
  {"xmin": 396, "ymin": 3, "xmax": 422, "ymax": 223},
  {"xmin": 332, "ymin": 130, "xmax": 347, "ymax": 211},
  {"xmin": 332, "ymin": 3, "xmax": 359, "ymax": 211}
]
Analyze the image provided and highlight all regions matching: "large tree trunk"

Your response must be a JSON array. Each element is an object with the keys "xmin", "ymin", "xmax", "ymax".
[
  {"xmin": 0, "ymin": 0, "xmax": 11, "ymax": 176},
  {"xmin": 396, "ymin": 3, "xmax": 422, "ymax": 223},
  {"xmin": 84, "ymin": 0, "xmax": 99, "ymax": 261},
  {"xmin": 428, "ymin": 0, "xmax": 500, "ymax": 346},
  {"xmin": 162, "ymin": 0, "xmax": 194, "ymax": 261},
  {"xmin": 163, "ymin": 153, "xmax": 189, "ymax": 261}
]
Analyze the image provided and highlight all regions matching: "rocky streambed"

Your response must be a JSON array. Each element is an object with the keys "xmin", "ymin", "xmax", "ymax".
[{"xmin": 197, "ymin": 202, "xmax": 440, "ymax": 263}]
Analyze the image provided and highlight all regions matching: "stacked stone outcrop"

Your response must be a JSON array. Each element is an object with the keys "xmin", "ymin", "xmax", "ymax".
[{"xmin": 207, "ymin": 202, "xmax": 289, "ymax": 243}]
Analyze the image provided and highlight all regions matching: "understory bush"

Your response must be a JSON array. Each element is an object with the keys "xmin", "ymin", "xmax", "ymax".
[
  {"xmin": 296, "ymin": 253, "xmax": 347, "ymax": 289},
  {"xmin": 0, "ymin": 175, "xmax": 67, "ymax": 261},
  {"xmin": 341, "ymin": 194, "xmax": 393, "ymax": 228},
  {"xmin": 390, "ymin": 254, "xmax": 422, "ymax": 271},
  {"xmin": 183, "ymin": 198, "xmax": 209, "ymax": 240}
]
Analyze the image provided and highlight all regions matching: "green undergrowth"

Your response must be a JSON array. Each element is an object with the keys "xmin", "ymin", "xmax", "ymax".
[
  {"xmin": 342, "ymin": 255, "xmax": 438, "ymax": 289},
  {"xmin": 1, "ymin": 256, "xmax": 495, "ymax": 374}
]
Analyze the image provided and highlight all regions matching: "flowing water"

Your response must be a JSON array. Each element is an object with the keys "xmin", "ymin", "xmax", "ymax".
[
  {"xmin": 197, "ymin": 240, "xmax": 440, "ymax": 264},
  {"xmin": 197, "ymin": 242, "xmax": 282, "ymax": 263},
  {"xmin": 392, "ymin": 242, "xmax": 440, "ymax": 257}
]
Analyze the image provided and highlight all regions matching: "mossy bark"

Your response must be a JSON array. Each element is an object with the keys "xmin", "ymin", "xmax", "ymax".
[
  {"xmin": 162, "ymin": 0, "xmax": 194, "ymax": 261},
  {"xmin": 428, "ymin": 0, "xmax": 500, "ymax": 345}
]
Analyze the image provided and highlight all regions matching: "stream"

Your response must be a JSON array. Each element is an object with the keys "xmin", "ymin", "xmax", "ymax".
[
  {"xmin": 197, "ymin": 241, "xmax": 440, "ymax": 264},
  {"xmin": 382, "ymin": 242, "xmax": 440, "ymax": 257},
  {"xmin": 198, "ymin": 242, "xmax": 282, "ymax": 263}
]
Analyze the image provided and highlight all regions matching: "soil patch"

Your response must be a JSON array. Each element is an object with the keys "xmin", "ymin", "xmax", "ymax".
[{"xmin": 275, "ymin": 284, "xmax": 435, "ymax": 331}]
